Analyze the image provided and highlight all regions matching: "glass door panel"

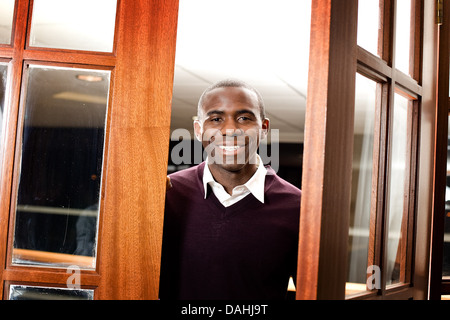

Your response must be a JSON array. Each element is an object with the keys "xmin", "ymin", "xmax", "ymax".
[
  {"xmin": 394, "ymin": 0, "xmax": 412, "ymax": 76},
  {"xmin": 0, "ymin": 0, "xmax": 15, "ymax": 45},
  {"xmin": 386, "ymin": 93, "xmax": 410, "ymax": 286},
  {"xmin": 11, "ymin": 64, "xmax": 110, "ymax": 269},
  {"xmin": 442, "ymin": 114, "xmax": 450, "ymax": 277},
  {"xmin": 0, "ymin": 62, "xmax": 8, "ymax": 151},
  {"xmin": 346, "ymin": 73, "xmax": 378, "ymax": 296},
  {"xmin": 8, "ymin": 284, "xmax": 94, "ymax": 300},
  {"xmin": 357, "ymin": 0, "xmax": 381, "ymax": 57},
  {"xmin": 29, "ymin": 0, "xmax": 117, "ymax": 52}
]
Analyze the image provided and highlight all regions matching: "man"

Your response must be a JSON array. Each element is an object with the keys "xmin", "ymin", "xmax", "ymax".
[{"xmin": 159, "ymin": 79, "xmax": 301, "ymax": 300}]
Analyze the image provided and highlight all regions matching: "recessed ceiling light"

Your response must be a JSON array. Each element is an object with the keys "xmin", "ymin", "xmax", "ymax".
[
  {"xmin": 53, "ymin": 91, "xmax": 107, "ymax": 104},
  {"xmin": 76, "ymin": 74, "xmax": 103, "ymax": 82}
]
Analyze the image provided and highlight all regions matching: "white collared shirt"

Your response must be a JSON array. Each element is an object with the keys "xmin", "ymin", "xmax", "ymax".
[{"xmin": 203, "ymin": 155, "xmax": 267, "ymax": 207}]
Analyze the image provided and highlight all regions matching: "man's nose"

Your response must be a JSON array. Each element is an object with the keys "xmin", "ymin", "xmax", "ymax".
[{"xmin": 221, "ymin": 119, "xmax": 241, "ymax": 136}]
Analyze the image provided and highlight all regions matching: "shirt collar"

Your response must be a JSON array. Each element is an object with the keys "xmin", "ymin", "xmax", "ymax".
[{"xmin": 203, "ymin": 155, "xmax": 267, "ymax": 203}]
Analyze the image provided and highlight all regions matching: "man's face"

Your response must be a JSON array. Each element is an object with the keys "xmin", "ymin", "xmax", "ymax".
[{"xmin": 194, "ymin": 86, "xmax": 269, "ymax": 172}]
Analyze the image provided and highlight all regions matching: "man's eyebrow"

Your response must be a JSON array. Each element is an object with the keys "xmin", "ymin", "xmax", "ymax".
[
  {"xmin": 235, "ymin": 109, "xmax": 257, "ymax": 116},
  {"xmin": 205, "ymin": 109, "xmax": 257, "ymax": 118},
  {"xmin": 205, "ymin": 110, "xmax": 225, "ymax": 117}
]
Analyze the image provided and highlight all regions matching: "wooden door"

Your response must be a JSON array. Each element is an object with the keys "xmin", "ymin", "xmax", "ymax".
[
  {"xmin": 297, "ymin": 0, "xmax": 438, "ymax": 300},
  {"xmin": 0, "ymin": 0, "xmax": 178, "ymax": 300}
]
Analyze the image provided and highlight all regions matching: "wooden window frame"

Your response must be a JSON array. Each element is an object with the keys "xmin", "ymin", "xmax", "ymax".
[
  {"xmin": 297, "ymin": 0, "xmax": 433, "ymax": 300},
  {"xmin": 350, "ymin": 0, "xmax": 423, "ymax": 300}
]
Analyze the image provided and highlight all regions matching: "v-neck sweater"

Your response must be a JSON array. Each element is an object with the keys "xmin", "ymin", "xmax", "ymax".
[{"xmin": 159, "ymin": 162, "xmax": 301, "ymax": 300}]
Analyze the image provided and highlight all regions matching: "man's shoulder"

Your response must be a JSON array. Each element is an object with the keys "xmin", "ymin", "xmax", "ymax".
[
  {"xmin": 167, "ymin": 163, "xmax": 205, "ymax": 190},
  {"xmin": 165, "ymin": 163, "xmax": 205, "ymax": 207},
  {"xmin": 265, "ymin": 166, "xmax": 301, "ymax": 197}
]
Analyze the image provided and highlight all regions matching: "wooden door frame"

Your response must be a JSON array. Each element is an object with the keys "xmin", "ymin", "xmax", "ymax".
[
  {"xmin": 429, "ymin": 0, "xmax": 450, "ymax": 300},
  {"xmin": 296, "ymin": 0, "xmax": 358, "ymax": 300}
]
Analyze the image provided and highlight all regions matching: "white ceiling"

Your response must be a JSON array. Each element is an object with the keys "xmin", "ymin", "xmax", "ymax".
[{"xmin": 170, "ymin": 0, "xmax": 312, "ymax": 143}]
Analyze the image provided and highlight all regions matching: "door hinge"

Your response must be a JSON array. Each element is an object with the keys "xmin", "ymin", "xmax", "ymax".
[{"xmin": 437, "ymin": 0, "xmax": 444, "ymax": 25}]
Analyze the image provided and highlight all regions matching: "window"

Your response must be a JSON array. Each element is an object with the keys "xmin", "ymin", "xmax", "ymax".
[
  {"xmin": 443, "ymin": 115, "xmax": 450, "ymax": 278},
  {"xmin": 29, "ymin": 0, "xmax": 117, "ymax": 52},
  {"xmin": 440, "ymin": 95, "xmax": 450, "ymax": 298},
  {"xmin": 0, "ymin": 0, "xmax": 15, "ymax": 45},
  {"xmin": 0, "ymin": 61, "xmax": 8, "ymax": 155},
  {"xmin": 11, "ymin": 64, "xmax": 110, "ymax": 270},
  {"xmin": 345, "ymin": 0, "xmax": 421, "ymax": 299},
  {"xmin": 347, "ymin": 74, "xmax": 378, "ymax": 296}
]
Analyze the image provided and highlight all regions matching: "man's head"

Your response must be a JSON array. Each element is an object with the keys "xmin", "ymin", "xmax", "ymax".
[
  {"xmin": 194, "ymin": 79, "xmax": 270, "ymax": 172},
  {"xmin": 197, "ymin": 79, "xmax": 266, "ymax": 122}
]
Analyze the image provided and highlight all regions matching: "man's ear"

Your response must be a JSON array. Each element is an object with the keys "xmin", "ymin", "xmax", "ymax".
[
  {"xmin": 260, "ymin": 118, "xmax": 270, "ymax": 140},
  {"xmin": 193, "ymin": 119, "xmax": 202, "ymax": 142}
]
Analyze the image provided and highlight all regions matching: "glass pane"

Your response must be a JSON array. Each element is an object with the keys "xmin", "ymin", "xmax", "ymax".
[
  {"xmin": 357, "ymin": 0, "xmax": 381, "ymax": 57},
  {"xmin": 346, "ymin": 74, "xmax": 377, "ymax": 296},
  {"xmin": 0, "ymin": 62, "xmax": 7, "ymax": 151},
  {"xmin": 395, "ymin": 0, "xmax": 412, "ymax": 75},
  {"xmin": 386, "ymin": 93, "xmax": 409, "ymax": 286},
  {"xmin": 29, "ymin": 0, "xmax": 117, "ymax": 52},
  {"xmin": 0, "ymin": 0, "xmax": 14, "ymax": 45},
  {"xmin": 12, "ymin": 64, "xmax": 110, "ymax": 269},
  {"xmin": 9, "ymin": 284, "xmax": 93, "ymax": 300},
  {"xmin": 442, "ymin": 115, "xmax": 450, "ymax": 276}
]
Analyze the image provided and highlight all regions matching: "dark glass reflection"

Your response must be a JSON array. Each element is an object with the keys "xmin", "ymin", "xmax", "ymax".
[
  {"xmin": 12, "ymin": 65, "xmax": 110, "ymax": 268},
  {"xmin": 442, "ymin": 115, "xmax": 450, "ymax": 276},
  {"xmin": 9, "ymin": 285, "xmax": 94, "ymax": 300}
]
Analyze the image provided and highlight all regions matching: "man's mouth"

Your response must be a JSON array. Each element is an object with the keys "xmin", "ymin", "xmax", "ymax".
[{"xmin": 218, "ymin": 145, "xmax": 243, "ymax": 152}]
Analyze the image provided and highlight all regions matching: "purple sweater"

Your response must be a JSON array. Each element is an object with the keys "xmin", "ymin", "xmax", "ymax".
[{"xmin": 159, "ymin": 162, "xmax": 301, "ymax": 300}]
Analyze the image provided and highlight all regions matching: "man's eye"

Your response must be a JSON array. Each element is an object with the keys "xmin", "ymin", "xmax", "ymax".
[{"xmin": 210, "ymin": 118, "xmax": 222, "ymax": 122}]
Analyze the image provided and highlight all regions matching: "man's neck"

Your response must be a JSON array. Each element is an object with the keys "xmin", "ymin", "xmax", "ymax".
[{"xmin": 208, "ymin": 162, "xmax": 258, "ymax": 195}]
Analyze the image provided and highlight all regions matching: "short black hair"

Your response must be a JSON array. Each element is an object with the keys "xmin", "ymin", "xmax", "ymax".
[{"xmin": 197, "ymin": 79, "xmax": 266, "ymax": 121}]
